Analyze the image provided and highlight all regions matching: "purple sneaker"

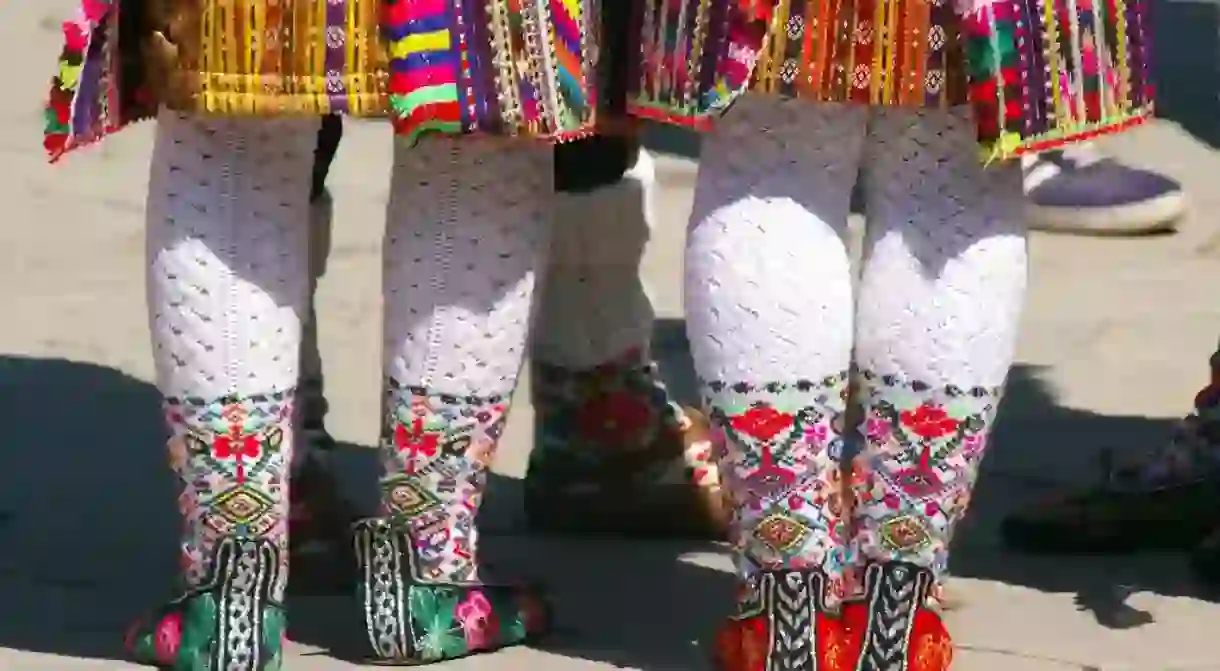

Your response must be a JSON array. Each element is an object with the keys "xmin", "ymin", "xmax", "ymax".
[{"xmin": 1024, "ymin": 150, "xmax": 1185, "ymax": 235}]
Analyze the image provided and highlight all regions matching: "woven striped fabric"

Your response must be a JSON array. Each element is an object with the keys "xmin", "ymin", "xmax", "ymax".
[
  {"xmin": 626, "ymin": 0, "xmax": 1153, "ymax": 161},
  {"xmin": 44, "ymin": 0, "xmax": 600, "ymax": 162},
  {"xmin": 962, "ymin": 0, "xmax": 1153, "ymax": 161},
  {"xmin": 380, "ymin": 0, "xmax": 598, "ymax": 141}
]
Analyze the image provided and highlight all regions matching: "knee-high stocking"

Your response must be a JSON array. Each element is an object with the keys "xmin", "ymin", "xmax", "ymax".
[
  {"xmin": 126, "ymin": 111, "xmax": 316, "ymax": 671},
  {"xmin": 526, "ymin": 148, "xmax": 723, "ymax": 537},
  {"xmin": 843, "ymin": 107, "xmax": 1027, "ymax": 669},
  {"xmin": 685, "ymin": 98, "xmax": 866, "ymax": 668},
  {"xmin": 353, "ymin": 138, "xmax": 552, "ymax": 664}
]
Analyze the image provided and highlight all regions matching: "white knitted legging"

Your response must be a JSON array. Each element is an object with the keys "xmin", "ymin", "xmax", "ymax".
[
  {"xmin": 146, "ymin": 112, "xmax": 553, "ymax": 589},
  {"xmin": 684, "ymin": 96, "xmax": 1027, "ymax": 601}
]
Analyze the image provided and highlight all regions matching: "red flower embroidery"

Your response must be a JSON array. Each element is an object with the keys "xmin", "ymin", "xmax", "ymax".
[
  {"xmin": 213, "ymin": 425, "xmax": 261, "ymax": 483},
  {"xmin": 395, "ymin": 416, "xmax": 440, "ymax": 474},
  {"xmin": 730, "ymin": 406, "xmax": 794, "ymax": 441},
  {"xmin": 575, "ymin": 391, "xmax": 653, "ymax": 447},
  {"xmin": 899, "ymin": 404, "xmax": 960, "ymax": 439}
]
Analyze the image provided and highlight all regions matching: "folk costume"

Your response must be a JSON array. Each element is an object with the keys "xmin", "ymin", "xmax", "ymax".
[
  {"xmin": 289, "ymin": 0, "xmax": 727, "ymax": 545},
  {"xmin": 46, "ymin": 0, "xmax": 601, "ymax": 667},
  {"xmin": 623, "ymin": 0, "xmax": 1156, "ymax": 668}
]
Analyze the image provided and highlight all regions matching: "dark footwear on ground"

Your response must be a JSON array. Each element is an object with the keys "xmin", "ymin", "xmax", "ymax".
[
  {"xmin": 1003, "ymin": 356, "xmax": 1220, "ymax": 554},
  {"xmin": 1001, "ymin": 476, "xmax": 1220, "ymax": 554},
  {"xmin": 288, "ymin": 451, "xmax": 360, "ymax": 594},
  {"xmin": 525, "ymin": 404, "xmax": 730, "ymax": 538},
  {"xmin": 1025, "ymin": 151, "xmax": 1185, "ymax": 235},
  {"xmin": 1191, "ymin": 524, "xmax": 1220, "ymax": 588}
]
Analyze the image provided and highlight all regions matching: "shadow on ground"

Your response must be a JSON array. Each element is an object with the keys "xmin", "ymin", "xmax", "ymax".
[
  {"xmin": 1153, "ymin": 0, "xmax": 1220, "ymax": 149},
  {"xmin": 0, "ymin": 332, "xmax": 1213, "ymax": 667}
]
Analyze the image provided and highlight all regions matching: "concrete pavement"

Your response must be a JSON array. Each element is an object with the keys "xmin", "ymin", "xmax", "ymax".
[{"xmin": 3, "ymin": 1, "xmax": 1220, "ymax": 669}]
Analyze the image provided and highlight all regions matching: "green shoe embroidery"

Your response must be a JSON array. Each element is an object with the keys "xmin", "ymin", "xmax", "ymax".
[{"xmin": 125, "ymin": 538, "xmax": 286, "ymax": 670}]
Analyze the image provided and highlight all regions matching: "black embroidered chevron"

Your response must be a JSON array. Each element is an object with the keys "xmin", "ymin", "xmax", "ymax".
[
  {"xmin": 855, "ymin": 563, "xmax": 934, "ymax": 671},
  {"xmin": 761, "ymin": 569, "xmax": 825, "ymax": 671}
]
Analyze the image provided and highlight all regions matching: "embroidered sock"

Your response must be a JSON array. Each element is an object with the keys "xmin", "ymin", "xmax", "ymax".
[
  {"xmin": 529, "ymin": 150, "xmax": 686, "ymax": 474},
  {"xmin": 131, "ymin": 111, "xmax": 316, "ymax": 669},
  {"xmin": 352, "ymin": 136, "xmax": 555, "ymax": 664},
  {"xmin": 851, "ymin": 106, "xmax": 1028, "ymax": 583},
  {"xmin": 684, "ymin": 97, "xmax": 867, "ymax": 605},
  {"xmin": 378, "ymin": 136, "xmax": 553, "ymax": 582}
]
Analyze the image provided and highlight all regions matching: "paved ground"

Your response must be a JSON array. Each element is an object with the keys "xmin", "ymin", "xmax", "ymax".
[{"xmin": 3, "ymin": 1, "xmax": 1220, "ymax": 669}]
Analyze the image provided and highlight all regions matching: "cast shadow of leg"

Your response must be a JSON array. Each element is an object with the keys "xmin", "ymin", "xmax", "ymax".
[{"xmin": 0, "ymin": 355, "xmax": 177, "ymax": 662}]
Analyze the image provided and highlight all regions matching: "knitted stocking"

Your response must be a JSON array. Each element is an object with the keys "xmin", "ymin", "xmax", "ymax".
[
  {"xmin": 842, "ymin": 107, "xmax": 1027, "ymax": 670},
  {"xmin": 353, "ymin": 138, "xmax": 552, "ymax": 664},
  {"xmin": 527, "ymin": 147, "xmax": 726, "ymax": 538},
  {"xmin": 683, "ymin": 97, "xmax": 868, "ymax": 670},
  {"xmin": 125, "ymin": 111, "xmax": 317, "ymax": 671}
]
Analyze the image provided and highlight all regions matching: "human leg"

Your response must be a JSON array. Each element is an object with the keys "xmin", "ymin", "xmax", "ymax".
[
  {"xmin": 843, "ymin": 106, "xmax": 1028, "ymax": 667},
  {"xmin": 354, "ymin": 137, "xmax": 553, "ymax": 664},
  {"xmin": 125, "ymin": 111, "xmax": 317, "ymax": 670},
  {"xmin": 678, "ymin": 96, "xmax": 868, "ymax": 669},
  {"xmin": 298, "ymin": 113, "xmax": 343, "ymax": 452},
  {"xmin": 527, "ymin": 143, "xmax": 727, "ymax": 537}
]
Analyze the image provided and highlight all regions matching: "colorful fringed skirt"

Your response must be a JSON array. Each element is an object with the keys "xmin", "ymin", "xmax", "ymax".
[
  {"xmin": 627, "ymin": 0, "xmax": 1154, "ymax": 161},
  {"xmin": 45, "ymin": 0, "xmax": 600, "ymax": 162}
]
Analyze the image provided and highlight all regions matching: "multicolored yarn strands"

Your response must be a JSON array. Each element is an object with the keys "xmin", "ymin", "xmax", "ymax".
[
  {"xmin": 627, "ymin": 0, "xmax": 1154, "ymax": 161},
  {"xmin": 45, "ymin": 0, "xmax": 131, "ymax": 162},
  {"xmin": 380, "ymin": 0, "xmax": 598, "ymax": 143},
  {"xmin": 962, "ymin": 0, "xmax": 1153, "ymax": 161},
  {"xmin": 43, "ymin": 0, "xmax": 601, "ymax": 162}
]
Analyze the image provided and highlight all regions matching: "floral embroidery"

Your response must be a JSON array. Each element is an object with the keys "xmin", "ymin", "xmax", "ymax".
[
  {"xmin": 378, "ymin": 381, "xmax": 509, "ymax": 583},
  {"xmin": 704, "ymin": 374, "xmax": 853, "ymax": 604},
  {"xmin": 528, "ymin": 348, "xmax": 688, "ymax": 485},
  {"xmin": 164, "ymin": 391, "xmax": 294, "ymax": 596},
  {"xmin": 126, "ymin": 538, "xmax": 286, "ymax": 670},
  {"xmin": 353, "ymin": 519, "xmax": 545, "ymax": 663},
  {"xmin": 454, "ymin": 590, "xmax": 499, "ymax": 651},
  {"xmin": 849, "ymin": 371, "xmax": 1002, "ymax": 578}
]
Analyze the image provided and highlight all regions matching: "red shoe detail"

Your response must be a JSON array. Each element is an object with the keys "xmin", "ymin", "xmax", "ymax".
[
  {"xmin": 713, "ymin": 616, "xmax": 767, "ymax": 671},
  {"xmin": 712, "ymin": 612, "xmax": 866, "ymax": 671},
  {"xmin": 909, "ymin": 608, "xmax": 954, "ymax": 671},
  {"xmin": 840, "ymin": 601, "xmax": 954, "ymax": 671},
  {"xmin": 816, "ymin": 613, "xmax": 860, "ymax": 671}
]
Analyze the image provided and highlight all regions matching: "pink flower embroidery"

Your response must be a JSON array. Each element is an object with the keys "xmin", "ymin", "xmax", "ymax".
[
  {"xmin": 866, "ymin": 417, "xmax": 891, "ymax": 442},
  {"xmin": 804, "ymin": 423, "xmax": 828, "ymax": 446},
  {"xmin": 154, "ymin": 612, "xmax": 183, "ymax": 664},
  {"xmin": 454, "ymin": 590, "xmax": 499, "ymax": 651},
  {"xmin": 962, "ymin": 434, "xmax": 986, "ymax": 457}
]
